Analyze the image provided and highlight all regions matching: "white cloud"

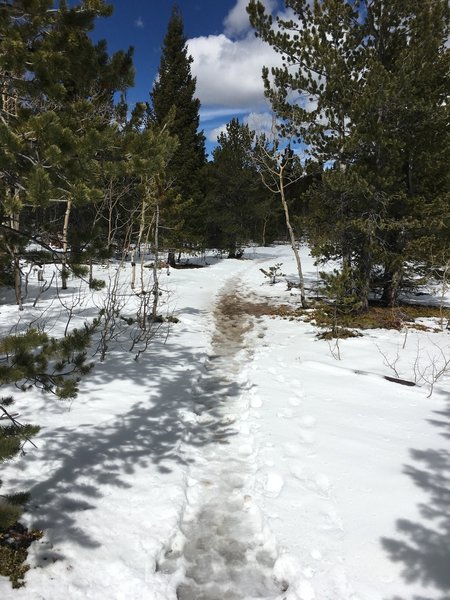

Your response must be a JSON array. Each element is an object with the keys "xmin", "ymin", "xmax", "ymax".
[
  {"xmin": 200, "ymin": 107, "xmax": 249, "ymax": 122},
  {"xmin": 188, "ymin": 0, "xmax": 307, "ymax": 151},
  {"xmin": 135, "ymin": 16, "xmax": 144, "ymax": 29},
  {"xmin": 223, "ymin": 0, "xmax": 277, "ymax": 37},
  {"xmin": 206, "ymin": 111, "xmax": 275, "ymax": 144},
  {"xmin": 223, "ymin": 0, "xmax": 250, "ymax": 36},
  {"xmin": 187, "ymin": 33, "xmax": 283, "ymax": 109},
  {"xmin": 245, "ymin": 111, "xmax": 275, "ymax": 136},
  {"xmin": 206, "ymin": 123, "xmax": 228, "ymax": 142}
]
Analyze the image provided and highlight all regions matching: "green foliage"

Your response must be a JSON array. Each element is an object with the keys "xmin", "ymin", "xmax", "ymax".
[
  {"xmin": 0, "ymin": 324, "xmax": 95, "ymax": 397},
  {"xmin": 26, "ymin": 167, "xmax": 53, "ymax": 207},
  {"xmin": 248, "ymin": 0, "xmax": 449, "ymax": 311},
  {"xmin": 0, "ymin": 2, "xmax": 178, "ymax": 587},
  {"xmin": 0, "ymin": 320, "xmax": 96, "ymax": 560},
  {"xmin": 88, "ymin": 278, "xmax": 106, "ymax": 291},
  {"xmin": 260, "ymin": 263, "xmax": 286, "ymax": 284},
  {"xmin": 0, "ymin": 0, "xmax": 135, "ymax": 285},
  {"xmin": 0, "ymin": 405, "xmax": 40, "ymax": 532},
  {"xmin": 150, "ymin": 6, "xmax": 206, "ymax": 248},
  {"xmin": 205, "ymin": 119, "xmax": 273, "ymax": 252},
  {"xmin": 320, "ymin": 265, "xmax": 366, "ymax": 316}
]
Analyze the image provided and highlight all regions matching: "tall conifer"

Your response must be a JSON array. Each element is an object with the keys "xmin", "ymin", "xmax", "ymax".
[
  {"xmin": 0, "ymin": 2, "xmax": 135, "ymax": 572},
  {"xmin": 151, "ymin": 6, "xmax": 206, "ymax": 250},
  {"xmin": 206, "ymin": 120, "xmax": 262, "ymax": 256},
  {"xmin": 248, "ymin": 0, "xmax": 449, "ymax": 310},
  {"xmin": 0, "ymin": 0, "xmax": 134, "ymax": 292}
]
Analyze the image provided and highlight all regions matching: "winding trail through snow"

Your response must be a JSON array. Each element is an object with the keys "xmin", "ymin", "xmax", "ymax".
[{"xmin": 157, "ymin": 278, "xmax": 286, "ymax": 600}]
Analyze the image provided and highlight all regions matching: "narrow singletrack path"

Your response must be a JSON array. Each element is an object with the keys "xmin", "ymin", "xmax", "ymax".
[{"xmin": 157, "ymin": 279, "xmax": 287, "ymax": 600}]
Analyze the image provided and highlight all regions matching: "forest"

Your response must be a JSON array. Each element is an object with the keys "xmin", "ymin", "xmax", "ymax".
[{"xmin": 0, "ymin": 0, "xmax": 449, "ymax": 592}]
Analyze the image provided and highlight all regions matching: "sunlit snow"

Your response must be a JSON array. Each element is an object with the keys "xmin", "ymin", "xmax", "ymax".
[{"xmin": 1, "ymin": 245, "xmax": 449, "ymax": 599}]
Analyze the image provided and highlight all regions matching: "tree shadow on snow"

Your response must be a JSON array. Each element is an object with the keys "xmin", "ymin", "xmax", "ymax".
[
  {"xmin": 382, "ymin": 392, "xmax": 450, "ymax": 600},
  {"xmin": 13, "ymin": 328, "xmax": 241, "ymax": 561}
]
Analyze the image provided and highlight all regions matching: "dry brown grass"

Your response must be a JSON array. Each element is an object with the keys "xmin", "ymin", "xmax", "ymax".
[
  {"xmin": 306, "ymin": 303, "xmax": 445, "ymax": 333},
  {"xmin": 218, "ymin": 293, "xmax": 446, "ymax": 337}
]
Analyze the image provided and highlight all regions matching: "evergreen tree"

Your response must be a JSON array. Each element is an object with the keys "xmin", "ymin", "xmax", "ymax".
[
  {"xmin": 0, "ymin": 3, "xmax": 143, "ymax": 574},
  {"xmin": 206, "ymin": 119, "xmax": 269, "ymax": 256},
  {"xmin": 151, "ymin": 6, "xmax": 206, "ymax": 251},
  {"xmin": 0, "ymin": 0, "xmax": 134, "ymax": 294},
  {"xmin": 0, "ymin": 323, "xmax": 96, "ymax": 531},
  {"xmin": 248, "ymin": 0, "xmax": 449, "ymax": 310},
  {"xmin": 353, "ymin": 0, "xmax": 450, "ymax": 306}
]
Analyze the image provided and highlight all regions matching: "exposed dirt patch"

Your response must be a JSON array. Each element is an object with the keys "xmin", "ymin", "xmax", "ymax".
[
  {"xmin": 0, "ymin": 523, "xmax": 43, "ymax": 588},
  {"xmin": 307, "ymin": 303, "xmax": 445, "ymax": 333},
  {"xmin": 211, "ymin": 290, "xmax": 301, "ymax": 361},
  {"xmin": 216, "ymin": 292, "xmax": 446, "ymax": 338},
  {"xmin": 216, "ymin": 293, "xmax": 299, "ymax": 320}
]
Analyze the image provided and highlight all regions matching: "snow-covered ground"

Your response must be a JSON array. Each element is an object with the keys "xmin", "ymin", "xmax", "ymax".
[{"xmin": 1, "ymin": 245, "xmax": 449, "ymax": 599}]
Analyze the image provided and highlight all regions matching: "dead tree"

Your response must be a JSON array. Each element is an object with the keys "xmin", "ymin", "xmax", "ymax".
[{"xmin": 252, "ymin": 130, "xmax": 308, "ymax": 308}]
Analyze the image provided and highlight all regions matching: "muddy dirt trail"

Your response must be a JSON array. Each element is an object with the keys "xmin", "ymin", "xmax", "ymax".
[{"xmin": 157, "ymin": 279, "xmax": 286, "ymax": 600}]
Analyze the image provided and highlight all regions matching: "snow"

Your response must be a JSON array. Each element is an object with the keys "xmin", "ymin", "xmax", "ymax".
[{"xmin": 1, "ymin": 245, "xmax": 449, "ymax": 599}]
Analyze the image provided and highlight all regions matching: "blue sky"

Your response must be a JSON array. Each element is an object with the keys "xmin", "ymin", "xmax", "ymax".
[{"xmin": 91, "ymin": 1, "xmax": 282, "ymax": 156}]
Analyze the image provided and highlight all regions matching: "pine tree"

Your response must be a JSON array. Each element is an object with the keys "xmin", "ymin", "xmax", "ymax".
[
  {"xmin": 206, "ymin": 119, "xmax": 268, "ymax": 256},
  {"xmin": 0, "ymin": 323, "xmax": 96, "ymax": 529},
  {"xmin": 248, "ymin": 0, "xmax": 372, "ymax": 311},
  {"xmin": 0, "ymin": 0, "xmax": 134, "ymax": 294},
  {"xmin": 353, "ymin": 0, "xmax": 450, "ymax": 306},
  {"xmin": 151, "ymin": 6, "xmax": 206, "ymax": 251},
  {"xmin": 0, "ymin": 2, "xmax": 140, "ymax": 578},
  {"xmin": 248, "ymin": 0, "xmax": 449, "ymax": 310}
]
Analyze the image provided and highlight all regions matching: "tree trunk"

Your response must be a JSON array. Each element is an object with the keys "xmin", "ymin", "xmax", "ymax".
[
  {"xmin": 356, "ymin": 245, "xmax": 372, "ymax": 313},
  {"xmin": 279, "ymin": 170, "xmax": 308, "ymax": 308},
  {"xmin": 10, "ymin": 211, "xmax": 22, "ymax": 309},
  {"xmin": 152, "ymin": 204, "xmax": 160, "ymax": 320},
  {"xmin": 61, "ymin": 199, "xmax": 72, "ymax": 290},
  {"xmin": 131, "ymin": 191, "xmax": 148, "ymax": 291},
  {"xmin": 167, "ymin": 251, "xmax": 176, "ymax": 268},
  {"xmin": 262, "ymin": 213, "xmax": 269, "ymax": 247},
  {"xmin": 130, "ymin": 246, "xmax": 136, "ymax": 289},
  {"xmin": 381, "ymin": 267, "xmax": 402, "ymax": 307}
]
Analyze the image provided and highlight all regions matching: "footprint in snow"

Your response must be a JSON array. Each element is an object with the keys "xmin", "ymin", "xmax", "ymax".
[
  {"xmin": 277, "ymin": 408, "xmax": 295, "ymax": 419},
  {"xmin": 283, "ymin": 442, "xmax": 302, "ymax": 458},
  {"xmin": 288, "ymin": 397, "xmax": 302, "ymax": 407},
  {"xmin": 238, "ymin": 443, "xmax": 254, "ymax": 457},
  {"xmin": 300, "ymin": 415, "xmax": 316, "ymax": 428},
  {"xmin": 299, "ymin": 429, "xmax": 315, "ymax": 445},
  {"xmin": 165, "ymin": 497, "xmax": 285, "ymax": 600},
  {"xmin": 250, "ymin": 396, "xmax": 263, "ymax": 408},
  {"xmin": 310, "ymin": 549, "xmax": 322, "ymax": 560},
  {"xmin": 164, "ymin": 285, "xmax": 291, "ymax": 600},
  {"xmin": 291, "ymin": 466, "xmax": 331, "ymax": 499},
  {"xmin": 258, "ymin": 469, "xmax": 285, "ymax": 498},
  {"xmin": 321, "ymin": 506, "xmax": 344, "ymax": 533}
]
